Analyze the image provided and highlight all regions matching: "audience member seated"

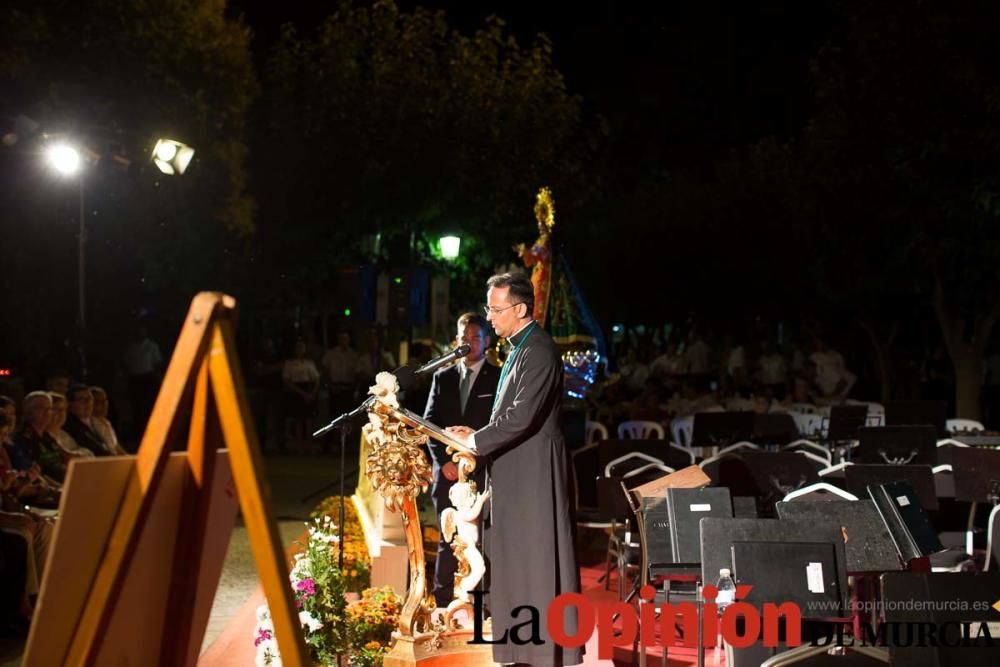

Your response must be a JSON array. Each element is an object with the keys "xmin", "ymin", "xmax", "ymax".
[
  {"xmin": 755, "ymin": 339, "xmax": 789, "ymax": 399},
  {"xmin": 63, "ymin": 384, "xmax": 113, "ymax": 456},
  {"xmin": 12, "ymin": 392, "xmax": 66, "ymax": 483},
  {"xmin": 810, "ymin": 336, "xmax": 857, "ymax": 403},
  {"xmin": 1, "ymin": 410, "xmax": 56, "ymax": 622},
  {"xmin": 46, "ymin": 393, "xmax": 93, "ymax": 459},
  {"xmin": 90, "ymin": 387, "xmax": 127, "ymax": 455}
]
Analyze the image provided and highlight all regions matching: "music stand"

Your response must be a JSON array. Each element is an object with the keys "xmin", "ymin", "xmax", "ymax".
[
  {"xmin": 884, "ymin": 400, "xmax": 948, "ymax": 436},
  {"xmin": 868, "ymin": 479, "xmax": 944, "ymax": 562},
  {"xmin": 826, "ymin": 405, "xmax": 869, "ymax": 442},
  {"xmin": 844, "ymin": 464, "xmax": 939, "ymax": 511},
  {"xmin": 753, "ymin": 413, "xmax": 799, "ymax": 448},
  {"xmin": 700, "ymin": 518, "xmax": 887, "ymax": 667},
  {"xmin": 732, "ymin": 496, "xmax": 759, "ymax": 518},
  {"xmin": 948, "ymin": 447, "xmax": 1000, "ymax": 564},
  {"xmin": 692, "ymin": 411, "xmax": 756, "ymax": 449},
  {"xmin": 666, "ymin": 487, "xmax": 733, "ymax": 564},
  {"xmin": 881, "ymin": 572, "xmax": 1000, "ymax": 666},
  {"xmin": 699, "ymin": 518, "xmax": 848, "ymax": 611},
  {"xmin": 950, "ymin": 447, "xmax": 1000, "ymax": 503},
  {"xmin": 775, "ymin": 500, "xmax": 902, "ymax": 574},
  {"xmin": 738, "ymin": 451, "xmax": 821, "ymax": 515},
  {"xmin": 856, "ymin": 425, "xmax": 937, "ymax": 465}
]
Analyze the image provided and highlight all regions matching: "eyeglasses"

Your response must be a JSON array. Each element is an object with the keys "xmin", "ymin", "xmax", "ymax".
[{"xmin": 483, "ymin": 303, "xmax": 523, "ymax": 316}]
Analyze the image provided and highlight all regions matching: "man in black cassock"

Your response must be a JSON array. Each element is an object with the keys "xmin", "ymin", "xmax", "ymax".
[
  {"xmin": 423, "ymin": 312, "xmax": 499, "ymax": 608},
  {"xmin": 447, "ymin": 272, "xmax": 583, "ymax": 667}
]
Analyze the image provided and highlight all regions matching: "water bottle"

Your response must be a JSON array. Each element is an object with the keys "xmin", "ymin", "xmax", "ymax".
[{"xmin": 715, "ymin": 568, "xmax": 736, "ymax": 610}]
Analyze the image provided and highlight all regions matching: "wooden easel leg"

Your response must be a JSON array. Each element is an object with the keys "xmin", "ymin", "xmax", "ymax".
[
  {"xmin": 64, "ymin": 293, "xmax": 223, "ymax": 666},
  {"xmin": 209, "ymin": 320, "xmax": 309, "ymax": 665},
  {"xmin": 160, "ymin": 357, "xmax": 221, "ymax": 665}
]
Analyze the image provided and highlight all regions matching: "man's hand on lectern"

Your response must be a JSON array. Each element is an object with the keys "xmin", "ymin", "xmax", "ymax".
[{"xmin": 442, "ymin": 461, "xmax": 459, "ymax": 481}]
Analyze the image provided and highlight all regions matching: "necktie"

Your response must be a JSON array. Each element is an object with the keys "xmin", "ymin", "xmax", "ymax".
[{"xmin": 459, "ymin": 367, "xmax": 472, "ymax": 414}]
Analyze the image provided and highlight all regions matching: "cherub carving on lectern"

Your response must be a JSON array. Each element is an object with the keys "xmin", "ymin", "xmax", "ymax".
[{"xmin": 441, "ymin": 480, "xmax": 490, "ymax": 605}]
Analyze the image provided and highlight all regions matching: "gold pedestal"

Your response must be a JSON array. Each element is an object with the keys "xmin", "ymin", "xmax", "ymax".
[{"xmin": 383, "ymin": 624, "xmax": 497, "ymax": 667}]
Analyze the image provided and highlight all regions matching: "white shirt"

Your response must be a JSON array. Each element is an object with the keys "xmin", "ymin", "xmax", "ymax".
[{"xmin": 282, "ymin": 358, "xmax": 320, "ymax": 384}]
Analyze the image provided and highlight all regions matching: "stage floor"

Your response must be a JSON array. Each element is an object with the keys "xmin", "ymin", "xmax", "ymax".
[{"xmin": 198, "ymin": 554, "xmax": 725, "ymax": 666}]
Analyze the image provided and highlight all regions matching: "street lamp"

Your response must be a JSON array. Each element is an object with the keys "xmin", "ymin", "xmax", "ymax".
[
  {"xmin": 45, "ymin": 142, "xmax": 88, "ymax": 378},
  {"xmin": 152, "ymin": 138, "xmax": 195, "ymax": 175},
  {"xmin": 439, "ymin": 235, "xmax": 461, "ymax": 260}
]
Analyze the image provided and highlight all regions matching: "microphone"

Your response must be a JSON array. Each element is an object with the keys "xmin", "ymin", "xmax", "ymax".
[{"xmin": 415, "ymin": 344, "xmax": 471, "ymax": 376}]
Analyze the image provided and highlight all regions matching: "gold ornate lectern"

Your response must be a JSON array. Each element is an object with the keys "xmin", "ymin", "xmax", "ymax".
[{"xmin": 360, "ymin": 375, "xmax": 496, "ymax": 667}]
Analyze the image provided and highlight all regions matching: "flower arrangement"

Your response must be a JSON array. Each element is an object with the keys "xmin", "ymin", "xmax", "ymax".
[
  {"xmin": 344, "ymin": 586, "xmax": 403, "ymax": 667},
  {"xmin": 254, "ymin": 501, "xmax": 402, "ymax": 666},
  {"xmin": 311, "ymin": 495, "xmax": 371, "ymax": 592}
]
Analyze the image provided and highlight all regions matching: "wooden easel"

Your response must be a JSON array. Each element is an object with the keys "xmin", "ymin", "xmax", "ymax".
[{"xmin": 24, "ymin": 293, "xmax": 308, "ymax": 666}]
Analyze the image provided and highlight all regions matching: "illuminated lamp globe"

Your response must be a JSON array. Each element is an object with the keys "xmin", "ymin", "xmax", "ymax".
[{"xmin": 439, "ymin": 235, "xmax": 461, "ymax": 260}]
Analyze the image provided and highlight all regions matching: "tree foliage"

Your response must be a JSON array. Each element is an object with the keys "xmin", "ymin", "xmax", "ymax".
[{"xmin": 254, "ymin": 0, "xmax": 595, "ymax": 307}]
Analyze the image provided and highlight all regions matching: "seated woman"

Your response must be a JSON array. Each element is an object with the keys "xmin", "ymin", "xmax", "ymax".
[{"xmin": 0, "ymin": 412, "xmax": 56, "ymax": 626}]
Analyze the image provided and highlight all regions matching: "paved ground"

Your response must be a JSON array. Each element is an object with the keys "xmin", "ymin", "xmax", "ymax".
[{"xmin": 0, "ymin": 451, "xmax": 365, "ymax": 666}]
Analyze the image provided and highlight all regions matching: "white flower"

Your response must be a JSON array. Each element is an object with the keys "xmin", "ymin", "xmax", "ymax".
[
  {"xmin": 368, "ymin": 371, "xmax": 400, "ymax": 408},
  {"xmin": 299, "ymin": 610, "xmax": 323, "ymax": 632},
  {"xmin": 290, "ymin": 556, "xmax": 310, "ymax": 580},
  {"xmin": 255, "ymin": 605, "xmax": 273, "ymax": 625},
  {"xmin": 255, "ymin": 642, "xmax": 282, "ymax": 667}
]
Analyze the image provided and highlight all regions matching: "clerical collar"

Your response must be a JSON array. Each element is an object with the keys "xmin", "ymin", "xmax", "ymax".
[{"xmin": 508, "ymin": 320, "xmax": 536, "ymax": 346}]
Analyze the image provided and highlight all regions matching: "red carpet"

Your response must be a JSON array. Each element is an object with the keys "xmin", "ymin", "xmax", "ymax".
[{"xmin": 200, "ymin": 559, "xmax": 725, "ymax": 666}]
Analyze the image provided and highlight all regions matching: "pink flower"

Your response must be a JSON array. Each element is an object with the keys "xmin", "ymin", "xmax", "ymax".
[
  {"xmin": 295, "ymin": 578, "xmax": 317, "ymax": 598},
  {"xmin": 254, "ymin": 628, "xmax": 273, "ymax": 647}
]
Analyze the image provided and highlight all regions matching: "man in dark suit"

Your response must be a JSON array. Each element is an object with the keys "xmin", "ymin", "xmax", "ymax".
[
  {"xmin": 423, "ymin": 312, "xmax": 499, "ymax": 608},
  {"xmin": 447, "ymin": 273, "xmax": 583, "ymax": 667}
]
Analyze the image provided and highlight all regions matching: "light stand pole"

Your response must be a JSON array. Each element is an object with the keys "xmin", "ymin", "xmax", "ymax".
[
  {"xmin": 77, "ymin": 172, "xmax": 88, "ymax": 379},
  {"xmin": 46, "ymin": 142, "xmax": 88, "ymax": 379}
]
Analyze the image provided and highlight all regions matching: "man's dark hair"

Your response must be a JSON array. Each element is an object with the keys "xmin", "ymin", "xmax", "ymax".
[
  {"xmin": 66, "ymin": 383, "xmax": 92, "ymax": 402},
  {"xmin": 457, "ymin": 312, "xmax": 490, "ymax": 335},
  {"xmin": 486, "ymin": 272, "xmax": 534, "ymax": 317}
]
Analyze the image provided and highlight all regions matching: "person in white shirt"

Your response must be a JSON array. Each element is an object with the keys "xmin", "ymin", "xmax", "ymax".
[
  {"xmin": 320, "ymin": 332, "xmax": 361, "ymax": 423},
  {"xmin": 810, "ymin": 337, "xmax": 856, "ymax": 402},
  {"xmin": 282, "ymin": 340, "xmax": 320, "ymax": 449},
  {"xmin": 756, "ymin": 339, "xmax": 789, "ymax": 399}
]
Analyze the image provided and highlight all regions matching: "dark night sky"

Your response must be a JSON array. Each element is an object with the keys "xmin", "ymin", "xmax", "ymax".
[{"xmin": 232, "ymin": 0, "xmax": 839, "ymax": 165}]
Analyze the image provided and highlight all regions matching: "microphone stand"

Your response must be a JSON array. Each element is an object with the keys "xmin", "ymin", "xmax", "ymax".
[{"xmin": 303, "ymin": 396, "xmax": 375, "ymax": 570}]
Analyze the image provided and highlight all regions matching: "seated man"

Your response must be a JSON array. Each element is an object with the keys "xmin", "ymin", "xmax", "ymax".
[
  {"xmin": 90, "ymin": 387, "xmax": 127, "ymax": 455},
  {"xmin": 63, "ymin": 385, "xmax": 113, "ymax": 457}
]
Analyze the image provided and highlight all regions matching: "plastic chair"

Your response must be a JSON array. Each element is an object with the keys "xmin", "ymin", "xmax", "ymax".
[
  {"xmin": 946, "ymin": 418, "xmax": 985, "ymax": 434},
  {"xmin": 617, "ymin": 420, "xmax": 665, "ymax": 440},
  {"xmin": 670, "ymin": 416, "xmax": 693, "ymax": 447},
  {"xmin": 586, "ymin": 420, "xmax": 609, "ymax": 444}
]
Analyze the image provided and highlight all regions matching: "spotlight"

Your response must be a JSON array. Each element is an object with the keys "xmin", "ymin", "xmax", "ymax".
[
  {"xmin": 47, "ymin": 144, "xmax": 81, "ymax": 175},
  {"xmin": 152, "ymin": 138, "xmax": 195, "ymax": 175}
]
